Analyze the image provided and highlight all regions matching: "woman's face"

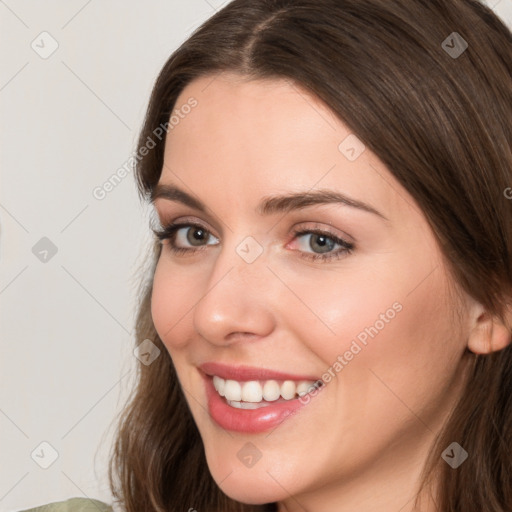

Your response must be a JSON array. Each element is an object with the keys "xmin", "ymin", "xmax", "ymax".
[{"xmin": 151, "ymin": 72, "xmax": 473, "ymax": 509}]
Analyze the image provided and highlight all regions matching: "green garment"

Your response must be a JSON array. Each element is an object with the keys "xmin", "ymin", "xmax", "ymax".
[{"xmin": 19, "ymin": 497, "xmax": 113, "ymax": 512}]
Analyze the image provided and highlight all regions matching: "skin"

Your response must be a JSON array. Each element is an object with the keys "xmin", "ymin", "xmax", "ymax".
[{"xmin": 150, "ymin": 72, "xmax": 511, "ymax": 512}]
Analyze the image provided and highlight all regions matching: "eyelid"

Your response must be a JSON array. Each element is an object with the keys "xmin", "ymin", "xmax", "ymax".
[
  {"xmin": 156, "ymin": 214, "xmax": 218, "ymax": 237},
  {"xmin": 289, "ymin": 220, "xmax": 355, "ymax": 244},
  {"xmin": 153, "ymin": 205, "xmax": 226, "ymax": 233}
]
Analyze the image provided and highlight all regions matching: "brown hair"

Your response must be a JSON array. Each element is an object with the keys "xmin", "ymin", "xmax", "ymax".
[{"xmin": 107, "ymin": 1, "xmax": 512, "ymax": 510}]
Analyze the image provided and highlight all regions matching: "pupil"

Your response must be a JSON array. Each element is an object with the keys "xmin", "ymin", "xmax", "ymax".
[
  {"xmin": 188, "ymin": 228, "xmax": 206, "ymax": 246},
  {"xmin": 312, "ymin": 234, "xmax": 334, "ymax": 253}
]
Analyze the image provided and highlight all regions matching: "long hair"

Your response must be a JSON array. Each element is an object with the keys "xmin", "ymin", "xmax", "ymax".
[{"xmin": 108, "ymin": 1, "xmax": 512, "ymax": 510}]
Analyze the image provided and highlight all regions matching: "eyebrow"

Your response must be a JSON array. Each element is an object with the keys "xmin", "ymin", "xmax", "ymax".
[{"xmin": 150, "ymin": 184, "xmax": 388, "ymax": 221}]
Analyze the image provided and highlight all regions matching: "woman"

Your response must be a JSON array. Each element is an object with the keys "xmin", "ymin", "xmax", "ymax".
[{"xmin": 23, "ymin": 0, "xmax": 512, "ymax": 510}]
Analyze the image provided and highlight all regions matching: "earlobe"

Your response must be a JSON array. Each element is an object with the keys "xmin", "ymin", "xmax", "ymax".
[{"xmin": 467, "ymin": 309, "xmax": 512, "ymax": 355}]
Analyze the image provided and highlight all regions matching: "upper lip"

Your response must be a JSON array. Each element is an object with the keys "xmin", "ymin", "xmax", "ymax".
[{"xmin": 199, "ymin": 362, "xmax": 319, "ymax": 382}]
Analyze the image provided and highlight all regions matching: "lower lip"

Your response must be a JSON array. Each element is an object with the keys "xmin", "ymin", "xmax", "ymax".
[{"xmin": 202, "ymin": 372, "xmax": 322, "ymax": 433}]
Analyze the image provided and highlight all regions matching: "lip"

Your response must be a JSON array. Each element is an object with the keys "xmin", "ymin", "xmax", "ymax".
[
  {"xmin": 201, "ymin": 371, "xmax": 323, "ymax": 433},
  {"xmin": 199, "ymin": 361, "xmax": 320, "ymax": 382}
]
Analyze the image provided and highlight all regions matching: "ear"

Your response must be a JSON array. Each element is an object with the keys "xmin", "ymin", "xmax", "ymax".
[{"xmin": 467, "ymin": 302, "xmax": 512, "ymax": 355}]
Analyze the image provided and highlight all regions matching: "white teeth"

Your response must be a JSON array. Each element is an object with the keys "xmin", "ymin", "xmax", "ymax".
[
  {"xmin": 241, "ymin": 381, "xmax": 263, "ymax": 402},
  {"xmin": 296, "ymin": 381, "xmax": 312, "ymax": 397},
  {"xmin": 223, "ymin": 380, "xmax": 242, "ymax": 401},
  {"xmin": 281, "ymin": 380, "xmax": 296, "ymax": 400},
  {"xmin": 212, "ymin": 376, "xmax": 319, "ymax": 403},
  {"xmin": 262, "ymin": 380, "xmax": 281, "ymax": 401},
  {"xmin": 213, "ymin": 375, "xmax": 225, "ymax": 397}
]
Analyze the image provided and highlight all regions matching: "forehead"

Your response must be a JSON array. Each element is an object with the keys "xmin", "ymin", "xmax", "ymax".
[
  {"xmin": 160, "ymin": 72, "xmax": 416, "ymax": 226},
  {"xmin": 170, "ymin": 72, "xmax": 342, "ymax": 150}
]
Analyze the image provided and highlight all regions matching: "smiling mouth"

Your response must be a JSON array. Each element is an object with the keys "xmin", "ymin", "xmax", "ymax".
[
  {"xmin": 211, "ymin": 375, "xmax": 323, "ymax": 408},
  {"xmin": 201, "ymin": 368, "xmax": 325, "ymax": 432}
]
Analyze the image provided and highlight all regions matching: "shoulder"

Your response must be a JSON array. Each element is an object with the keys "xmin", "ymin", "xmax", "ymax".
[{"xmin": 18, "ymin": 497, "xmax": 114, "ymax": 512}]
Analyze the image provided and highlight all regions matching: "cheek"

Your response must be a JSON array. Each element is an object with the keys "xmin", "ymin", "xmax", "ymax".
[
  {"xmin": 150, "ymin": 258, "xmax": 200, "ymax": 350},
  {"xmin": 284, "ymin": 252, "xmax": 462, "ymax": 402},
  {"xmin": 324, "ymin": 266, "xmax": 463, "ymax": 430},
  {"xmin": 280, "ymin": 263, "xmax": 405, "ymax": 366}
]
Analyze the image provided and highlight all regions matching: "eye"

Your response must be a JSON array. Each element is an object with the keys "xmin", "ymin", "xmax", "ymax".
[
  {"xmin": 152, "ymin": 222, "xmax": 219, "ymax": 256},
  {"xmin": 288, "ymin": 228, "xmax": 355, "ymax": 262},
  {"xmin": 151, "ymin": 222, "xmax": 355, "ymax": 262}
]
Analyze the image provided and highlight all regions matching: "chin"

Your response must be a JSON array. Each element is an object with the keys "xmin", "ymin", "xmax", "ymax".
[
  {"xmin": 205, "ymin": 452, "xmax": 294, "ymax": 505},
  {"xmin": 216, "ymin": 475, "xmax": 287, "ymax": 505}
]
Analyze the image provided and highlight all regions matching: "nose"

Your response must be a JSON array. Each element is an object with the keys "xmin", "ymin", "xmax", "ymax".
[{"xmin": 192, "ymin": 238, "xmax": 276, "ymax": 347}]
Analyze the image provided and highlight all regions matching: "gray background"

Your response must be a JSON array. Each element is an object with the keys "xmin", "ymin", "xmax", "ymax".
[{"xmin": 1, "ymin": 1, "xmax": 511, "ymax": 510}]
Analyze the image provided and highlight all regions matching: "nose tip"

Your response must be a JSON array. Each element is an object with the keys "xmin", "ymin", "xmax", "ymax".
[{"xmin": 192, "ymin": 247, "xmax": 275, "ymax": 347}]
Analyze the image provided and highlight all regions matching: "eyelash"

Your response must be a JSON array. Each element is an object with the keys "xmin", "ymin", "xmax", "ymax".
[{"xmin": 151, "ymin": 222, "xmax": 355, "ymax": 262}]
